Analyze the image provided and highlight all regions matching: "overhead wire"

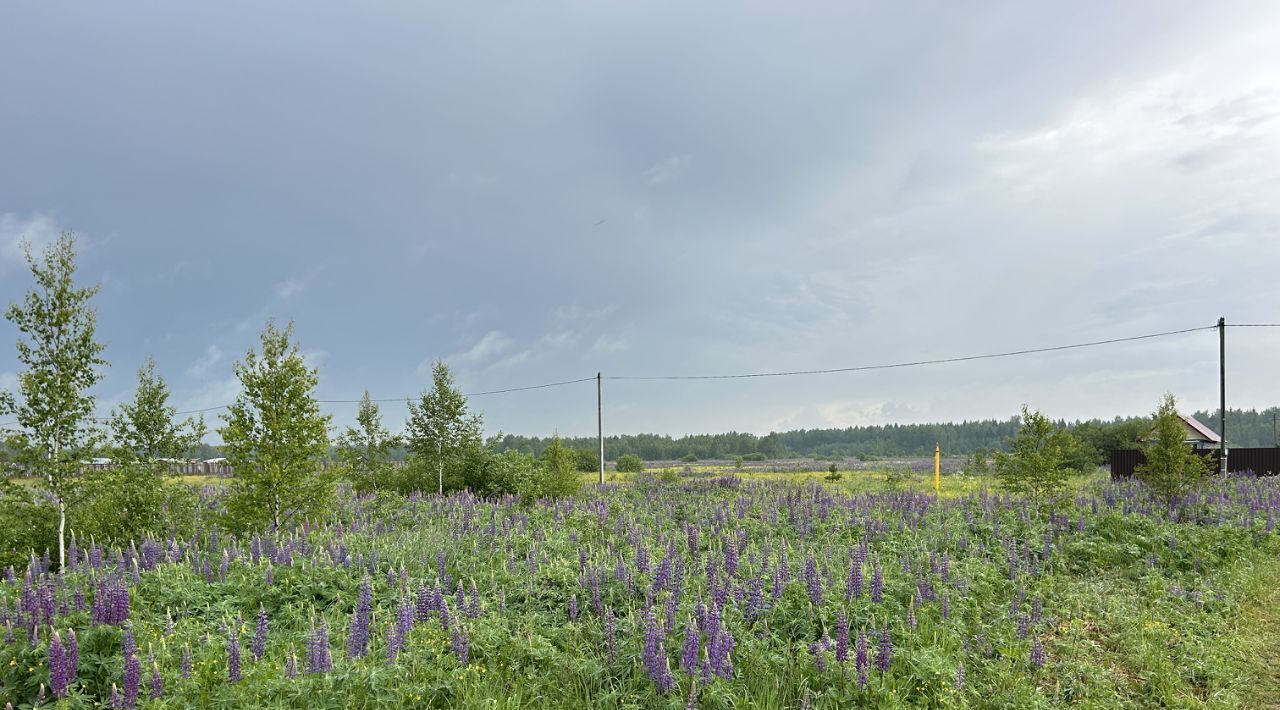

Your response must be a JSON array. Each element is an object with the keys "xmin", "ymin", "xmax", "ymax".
[
  {"xmin": 0, "ymin": 321, "xmax": 1271, "ymax": 428},
  {"xmin": 605, "ymin": 325, "xmax": 1216, "ymax": 381}
]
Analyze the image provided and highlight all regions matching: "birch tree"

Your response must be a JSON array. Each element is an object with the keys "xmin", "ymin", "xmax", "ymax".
[
  {"xmin": 219, "ymin": 322, "xmax": 332, "ymax": 532},
  {"xmin": 405, "ymin": 360, "xmax": 481, "ymax": 495},
  {"xmin": 0, "ymin": 233, "xmax": 107, "ymax": 570}
]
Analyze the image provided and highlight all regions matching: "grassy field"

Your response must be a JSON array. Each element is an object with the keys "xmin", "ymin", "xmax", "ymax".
[{"xmin": 3, "ymin": 468, "xmax": 1278, "ymax": 708}]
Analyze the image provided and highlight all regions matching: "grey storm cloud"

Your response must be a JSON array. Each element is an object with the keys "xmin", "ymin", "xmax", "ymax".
[{"xmin": 1, "ymin": 1, "xmax": 1278, "ymax": 439}]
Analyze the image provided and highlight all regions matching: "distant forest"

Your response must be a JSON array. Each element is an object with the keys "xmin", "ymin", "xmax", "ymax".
[{"xmin": 491, "ymin": 407, "xmax": 1280, "ymax": 461}]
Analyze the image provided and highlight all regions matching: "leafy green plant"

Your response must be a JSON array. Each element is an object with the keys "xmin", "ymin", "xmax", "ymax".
[
  {"xmin": 994, "ymin": 405, "xmax": 1084, "ymax": 506},
  {"xmin": 219, "ymin": 321, "xmax": 334, "ymax": 533},
  {"xmin": 1136, "ymin": 393, "xmax": 1212, "ymax": 508},
  {"xmin": 405, "ymin": 360, "xmax": 482, "ymax": 495},
  {"xmin": 615, "ymin": 454, "xmax": 644, "ymax": 473},
  {"xmin": 0, "ymin": 232, "xmax": 107, "ymax": 569}
]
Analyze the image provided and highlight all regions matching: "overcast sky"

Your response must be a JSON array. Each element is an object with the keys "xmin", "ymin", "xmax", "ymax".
[{"xmin": 2, "ymin": 2, "xmax": 1279, "ymax": 441}]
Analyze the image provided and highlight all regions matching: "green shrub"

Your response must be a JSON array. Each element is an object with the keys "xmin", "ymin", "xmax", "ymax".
[
  {"xmin": 527, "ymin": 437, "xmax": 581, "ymax": 499},
  {"xmin": 994, "ymin": 405, "xmax": 1085, "ymax": 505},
  {"xmin": 615, "ymin": 454, "xmax": 644, "ymax": 473},
  {"xmin": 573, "ymin": 448, "xmax": 600, "ymax": 473},
  {"xmin": 1136, "ymin": 394, "xmax": 1212, "ymax": 507},
  {"xmin": 680, "ymin": 453, "xmax": 699, "ymax": 463}
]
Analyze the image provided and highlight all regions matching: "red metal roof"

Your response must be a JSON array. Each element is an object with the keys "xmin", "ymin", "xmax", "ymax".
[{"xmin": 1180, "ymin": 414, "xmax": 1221, "ymax": 443}]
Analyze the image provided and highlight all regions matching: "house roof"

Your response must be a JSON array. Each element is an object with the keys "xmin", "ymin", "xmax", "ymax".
[{"xmin": 1180, "ymin": 414, "xmax": 1221, "ymax": 443}]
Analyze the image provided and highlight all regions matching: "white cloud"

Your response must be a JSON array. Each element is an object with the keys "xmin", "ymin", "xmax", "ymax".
[
  {"xmin": 187, "ymin": 345, "xmax": 224, "ymax": 377},
  {"xmin": 0, "ymin": 213, "xmax": 61, "ymax": 270},
  {"xmin": 430, "ymin": 330, "xmax": 513, "ymax": 372},
  {"xmin": 275, "ymin": 278, "xmax": 306, "ymax": 299},
  {"xmin": 643, "ymin": 154, "xmax": 693, "ymax": 185}
]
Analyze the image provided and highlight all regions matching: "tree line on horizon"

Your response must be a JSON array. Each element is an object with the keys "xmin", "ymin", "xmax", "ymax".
[{"xmin": 491, "ymin": 406, "xmax": 1280, "ymax": 463}]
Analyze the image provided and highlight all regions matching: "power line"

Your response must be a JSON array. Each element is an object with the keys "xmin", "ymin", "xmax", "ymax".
[
  {"xmin": 606, "ymin": 324, "xmax": 1216, "ymax": 381},
  {"xmin": 1229, "ymin": 323, "xmax": 1280, "ymax": 328},
  {"xmin": 316, "ymin": 376, "xmax": 597, "ymax": 404}
]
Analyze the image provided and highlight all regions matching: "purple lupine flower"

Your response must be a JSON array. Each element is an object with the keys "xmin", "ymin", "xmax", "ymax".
[
  {"xmin": 855, "ymin": 630, "xmax": 868, "ymax": 688},
  {"xmin": 604, "ymin": 606, "xmax": 617, "ymax": 662},
  {"xmin": 468, "ymin": 580, "xmax": 480, "ymax": 618},
  {"xmin": 385, "ymin": 620, "xmax": 399, "ymax": 662},
  {"xmin": 835, "ymin": 609, "xmax": 849, "ymax": 664},
  {"xmin": 416, "ymin": 584, "xmax": 432, "ymax": 622},
  {"xmin": 569, "ymin": 594, "xmax": 579, "ymax": 622},
  {"xmin": 110, "ymin": 683, "xmax": 123, "ymax": 709},
  {"xmin": 906, "ymin": 601, "xmax": 917, "ymax": 630},
  {"xmin": 955, "ymin": 661, "xmax": 965, "ymax": 690},
  {"xmin": 809, "ymin": 636, "xmax": 831, "ymax": 673},
  {"xmin": 66, "ymin": 628, "xmax": 78, "ymax": 687},
  {"xmin": 846, "ymin": 562, "xmax": 863, "ymax": 601},
  {"xmin": 227, "ymin": 624, "xmax": 241, "ymax": 683},
  {"xmin": 876, "ymin": 627, "xmax": 891, "ymax": 673},
  {"xmin": 1031, "ymin": 639, "xmax": 1046, "ymax": 669},
  {"xmin": 871, "ymin": 565, "xmax": 883, "ymax": 603},
  {"xmin": 804, "ymin": 556, "xmax": 822, "ymax": 606},
  {"xmin": 123, "ymin": 652, "xmax": 141, "ymax": 708},
  {"xmin": 941, "ymin": 592, "xmax": 951, "ymax": 621},
  {"xmin": 396, "ymin": 595, "xmax": 415, "ymax": 649},
  {"xmin": 123, "ymin": 626, "xmax": 137, "ymax": 661},
  {"xmin": 252, "ymin": 606, "xmax": 268, "ymax": 660},
  {"xmin": 450, "ymin": 623, "xmax": 469, "ymax": 665},
  {"xmin": 49, "ymin": 629, "xmax": 68, "ymax": 697},
  {"xmin": 181, "ymin": 645, "xmax": 193, "ymax": 679},
  {"xmin": 679, "ymin": 620, "xmax": 699, "ymax": 674},
  {"xmin": 643, "ymin": 610, "xmax": 675, "ymax": 693},
  {"xmin": 284, "ymin": 652, "xmax": 298, "ymax": 679},
  {"xmin": 1017, "ymin": 614, "xmax": 1029, "ymax": 640},
  {"xmin": 348, "ymin": 576, "xmax": 373, "ymax": 658},
  {"xmin": 308, "ymin": 622, "xmax": 332, "ymax": 673},
  {"xmin": 148, "ymin": 652, "xmax": 163, "ymax": 700}
]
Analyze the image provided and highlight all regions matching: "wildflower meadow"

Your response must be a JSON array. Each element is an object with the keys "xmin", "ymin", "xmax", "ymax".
[{"xmin": 3, "ymin": 470, "xmax": 1279, "ymax": 708}]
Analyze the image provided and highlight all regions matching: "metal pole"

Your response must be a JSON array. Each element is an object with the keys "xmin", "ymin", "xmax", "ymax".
[
  {"xmin": 597, "ymin": 372, "xmax": 604, "ymax": 485},
  {"xmin": 1219, "ymin": 317, "xmax": 1228, "ymax": 475}
]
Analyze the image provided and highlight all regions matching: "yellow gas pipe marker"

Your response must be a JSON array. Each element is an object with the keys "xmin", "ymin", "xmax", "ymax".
[{"xmin": 934, "ymin": 443, "xmax": 941, "ymax": 496}]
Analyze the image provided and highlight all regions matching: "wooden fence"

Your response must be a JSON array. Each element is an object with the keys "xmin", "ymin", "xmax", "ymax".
[{"xmin": 1110, "ymin": 448, "xmax": 1280, "ymax": 479}]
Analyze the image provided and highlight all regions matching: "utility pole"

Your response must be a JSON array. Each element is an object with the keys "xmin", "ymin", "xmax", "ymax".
[
  {"xmin": 1219, "ymin": 317, "xmax": 1228, "ymax": 475},
  {"xmin": 597, "ymin": 372, "xmax": 604, "ymax": 485}
]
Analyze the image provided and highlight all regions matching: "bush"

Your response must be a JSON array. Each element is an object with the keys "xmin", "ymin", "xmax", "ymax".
[
  {"xmin": 825, "ymin": 463, "xmax": 842, "ymax": 482},
  {"xmin": 994, "ymin": 405, "xmax": 1084, "ymax": 505},
  {"xmin": 680, "ymin": 453, "xmax": 699, "ymax": 463},
  {"xmin": 615, "ymin": 454, "xmax": 644, "ymax": 473},
  {"xmin": 488, "ymin": 450, "xmax": 536, "ymax": 496},
  {"xmin": 1136, "ymin": 394, "xmax": 1212, "ymax": 507},
  {"xmin": 528, "ymin": 437, "xmax": 581, "ymax": 499},
  {"xmin": 73, "ymin": 465, "xmax": 200, "ymax": 544},
  {"xmin": 742, "ymin": 452, "xmax": 767, "ymax": 462},
  {"xmin": 573, "ymin": 448, "xmax": 600, "ymax": 473},
  {"xmin": 0, "ymin": 480, "xmax": 56, "ymax": 569}
]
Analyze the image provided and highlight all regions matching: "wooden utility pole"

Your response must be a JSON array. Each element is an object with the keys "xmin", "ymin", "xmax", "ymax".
[
  {"xmin": 1219, "ymin": 317, "xmax": 1228, "ymax": 475},
  {"xmin": 597, "ymin": 372, "xmax": 604, "ymax": 486}
]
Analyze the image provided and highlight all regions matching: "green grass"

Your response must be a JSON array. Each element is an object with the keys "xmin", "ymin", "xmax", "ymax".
[{"xmin": 3, "ymin": 470, "xmax": 1278, "ymax": 708}]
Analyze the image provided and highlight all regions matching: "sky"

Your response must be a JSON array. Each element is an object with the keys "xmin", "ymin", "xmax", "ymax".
[{"xmin": 2, "ymin": 2, "xmax": 1279, "ymax": 441}]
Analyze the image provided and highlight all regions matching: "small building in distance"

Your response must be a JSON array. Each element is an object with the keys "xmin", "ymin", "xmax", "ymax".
[
  {"xmin": 1140, "ymin": 413, "xmax": 1221, "ymax": 451},
  {"xmin": 1177, "ymin": 414, "xmax": 1222, "ymax": 451}
]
